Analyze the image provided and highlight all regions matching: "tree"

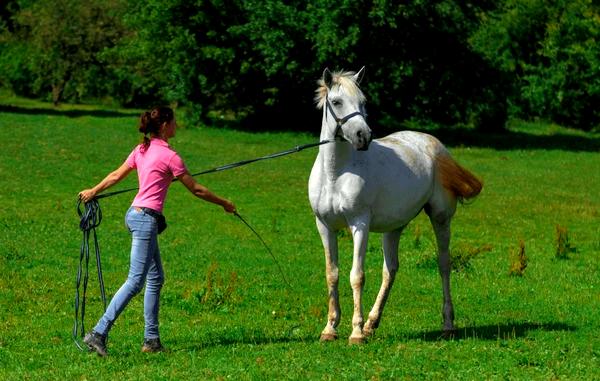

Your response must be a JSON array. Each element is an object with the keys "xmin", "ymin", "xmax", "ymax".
[
  {"xmin": 115, "ymin": 0, "xmax": 509, "ymax": 130},
  {"xmin": 229, "ymin": 0, "xmax": 509, "ymax": 130},
  {"xmin": 471, "ymin": 0, "xmax": 600, "ymax": 130},
  {"xmin": 4, "ymin": 0, "xmax": 127, "ymax": 105}
]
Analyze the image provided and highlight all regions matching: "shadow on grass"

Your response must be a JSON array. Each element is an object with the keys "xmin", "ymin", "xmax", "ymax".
[
  {"xmin": 172, "ymin": 321, "xmax": 576, "ymax": 351},
  {"xmin": 370, "ymin": 120, "xmax": 600, "ymax": 152},
  {"xmin": 173, "ymin": 328, "xmax": 312, "ymax": 351},
  {"xmin": 0, "ymin": 104, "xmax": 140, "ymax": 118},
  {"xmin": 406, "ymin": 321, "xmax": 576, "ymax": 342},
  {"xmin": 170, "ymin": 321, "xmax": 576, "ymax": 351},
  {"xmin": 421, "ymin": 128, "xmax": 600, "ymax": 152}
]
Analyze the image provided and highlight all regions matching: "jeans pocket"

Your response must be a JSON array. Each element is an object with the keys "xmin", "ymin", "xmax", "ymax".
[
  {"xmin": 125, "ymin": 207, "xmax": 134, "ymax": 232},
  {"xmin": 126, "ymin": 207, "xmax": 150, "ymax": 234}
]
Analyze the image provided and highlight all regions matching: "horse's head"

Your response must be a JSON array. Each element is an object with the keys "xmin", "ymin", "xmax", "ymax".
[{"xmin": 315, "ymin": 67, "xmax": 373, "ymax": 151}]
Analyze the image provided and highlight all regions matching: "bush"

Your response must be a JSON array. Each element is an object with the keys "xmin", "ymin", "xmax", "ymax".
[
  {"xmin": 470, "ymin": 0, "xmax": 600, "ymax": 130},
  {"xmin": 0, "ymin": 41, "xmax": 36, "ymax": 97}
]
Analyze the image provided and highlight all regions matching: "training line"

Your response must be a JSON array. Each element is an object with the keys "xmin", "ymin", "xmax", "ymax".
[{"xmin": 95, "ymin": 139, "xmax": 331, "ymax": 200}]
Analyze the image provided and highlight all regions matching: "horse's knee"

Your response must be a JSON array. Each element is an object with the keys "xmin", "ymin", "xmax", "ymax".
[
  {"xmin": 326, "ymin": 265, "xmax": 339, "ymax": 284},
  {"xmin": 350, "ymin": 270, "xmax": 365, "ymax": 290},
  {"xmin": 328, "ymin": 307, "xmax": 340, "ymax": 322}
]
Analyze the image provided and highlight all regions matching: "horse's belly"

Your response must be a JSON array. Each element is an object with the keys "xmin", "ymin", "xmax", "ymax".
[
  {"xmin": 368, "ymin": 182, "xmax": 431, "ymax": 232},
  {"xmin": 369, "ymin": 203, "xmax": 426, "ymax": 232}
]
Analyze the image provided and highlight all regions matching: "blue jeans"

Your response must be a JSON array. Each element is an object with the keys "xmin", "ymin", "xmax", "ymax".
[{"xmin": 94, "ymin": 207, "xmax": 164, "ymax": 339}]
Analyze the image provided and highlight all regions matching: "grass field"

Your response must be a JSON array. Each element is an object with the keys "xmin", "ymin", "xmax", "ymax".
[{"xmin": 1, "ymin": 96, "xmax": 599, "ymax": 380}]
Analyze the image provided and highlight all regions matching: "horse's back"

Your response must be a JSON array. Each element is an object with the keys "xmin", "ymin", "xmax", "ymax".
[
  {"xmin": 375, "ymin": 130, "xmax": 448, "ymax": 158},
  {"xmin": 368, "ymin": 130, "xmax": 447, "ymax": 182}
]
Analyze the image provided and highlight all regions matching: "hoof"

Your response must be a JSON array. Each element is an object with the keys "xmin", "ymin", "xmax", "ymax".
[
  {"xmin": 348, "ymin": 335, "xmax": 366, "ymax": 345},
  {"xmin": 320, "ymin": 333, "xmax": 338, "ymax": 342},
  {"xmin": 363, "ymin": 320, "xmax": 378, "ymax": 337}
]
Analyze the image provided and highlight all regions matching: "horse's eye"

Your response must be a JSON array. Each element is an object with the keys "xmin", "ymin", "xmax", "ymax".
[{"xmin": 332, "ymin": 100, "xmax": 342, "ymax": 106}]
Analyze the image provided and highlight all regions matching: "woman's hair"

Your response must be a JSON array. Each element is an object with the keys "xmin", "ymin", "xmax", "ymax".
[{"xmin": 139, "ymin": 106, "xmax": 174, "ymax": 150}]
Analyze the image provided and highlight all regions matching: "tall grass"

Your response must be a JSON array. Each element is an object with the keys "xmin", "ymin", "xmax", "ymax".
[{"xmin": 1, "ymin": 98, "xmax": 599, "ymax": 380}]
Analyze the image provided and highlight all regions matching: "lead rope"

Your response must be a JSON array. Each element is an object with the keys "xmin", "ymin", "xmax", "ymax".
[
  {"xmin": 94, "ymin": 140, "xmax": 332, "ymax": 200},
  {"xmin": 73, "ymin": 198, "xmax": 108, "ymax": 351},
  {"xmin": 233, "ymin": 211, "xmax": 292, "ymax": 289}
]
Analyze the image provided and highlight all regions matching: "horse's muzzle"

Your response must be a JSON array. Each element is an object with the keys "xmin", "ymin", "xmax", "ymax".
[{"xmin": 355, "ymin": 128, "xmax": 373, "ymax": 151}]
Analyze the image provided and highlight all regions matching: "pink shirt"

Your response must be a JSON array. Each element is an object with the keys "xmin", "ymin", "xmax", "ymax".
[{"xmin": 126, "ymin": 138, "xmax": 187, "ymax": 213}]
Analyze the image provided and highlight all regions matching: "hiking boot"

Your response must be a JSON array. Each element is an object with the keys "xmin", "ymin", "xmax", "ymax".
[
  {"xmin": 83, "ymin": 331, "xmax": 107, "ymax": 357},
  {"xmin": 141, "ymin": 338, "xmax": 164, "ymax": 353}
]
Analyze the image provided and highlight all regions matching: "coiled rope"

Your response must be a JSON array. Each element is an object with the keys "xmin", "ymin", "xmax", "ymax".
[{"xmin": 73, "ymin": 198, "xmax": 107, "ymax": 350}]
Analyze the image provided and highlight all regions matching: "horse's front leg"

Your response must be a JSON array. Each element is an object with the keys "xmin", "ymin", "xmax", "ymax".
[
  {"xmin": 349, "ymin": 220, "xmax": 369, "ymax": 344},
  {"xmin": 364, "ymin": 228, "xmax": 401, "ymax": 337},
  {"xmin": 316, "ymin": 218, "xmax": 340, "ymax": 341}
]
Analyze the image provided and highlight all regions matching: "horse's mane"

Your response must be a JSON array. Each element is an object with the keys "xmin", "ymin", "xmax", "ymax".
[{"xmin": 314, "ymin": 70, "xmax": 366, "ymax": 109}]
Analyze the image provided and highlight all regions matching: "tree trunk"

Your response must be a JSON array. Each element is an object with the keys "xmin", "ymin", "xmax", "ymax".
[{"xmin": 52, "ymin": 83, "xmax": 63, "ymax": 106}]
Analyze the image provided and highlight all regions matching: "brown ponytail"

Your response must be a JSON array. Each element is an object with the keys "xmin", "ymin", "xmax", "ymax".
[{"xmin": 138, "ymin": 106, "xmax": 174, "ymax": 151}]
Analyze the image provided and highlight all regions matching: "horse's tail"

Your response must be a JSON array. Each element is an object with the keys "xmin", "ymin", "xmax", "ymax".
[{"xmin": 436, "ymin": 154, "xmax": 483, "ymax": 203}]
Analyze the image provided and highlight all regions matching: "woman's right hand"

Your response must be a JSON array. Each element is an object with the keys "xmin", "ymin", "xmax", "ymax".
[
  {"xmin": 78, "ymin": 189, "xmax": 97, "ymax": 203},
  {"xmin": 222, "ymin": 200, "xmax": 236, "ymax": 214}
]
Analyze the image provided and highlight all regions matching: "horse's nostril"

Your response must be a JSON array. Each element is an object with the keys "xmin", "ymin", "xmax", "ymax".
[{"xmin": 357, "ymin": 130, "xmax": 363, "ymax": 137}]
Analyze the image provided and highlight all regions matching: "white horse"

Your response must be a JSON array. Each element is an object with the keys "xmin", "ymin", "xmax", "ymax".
[{"xmin": 308, "ymin": 68, "xmax": 482, "ymax": 344}]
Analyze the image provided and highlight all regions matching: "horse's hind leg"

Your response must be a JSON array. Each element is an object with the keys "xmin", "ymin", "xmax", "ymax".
[
  {"xmin": 363, "ymin": 228, "xmax": 402, "ymax": 337},
  {"xmin": 426, "ymin": 199, "xmax": 457, "ymax": 334},
  {"xmin": 316, "ymin": 218, "xmax": 341, "ymax": 341}
]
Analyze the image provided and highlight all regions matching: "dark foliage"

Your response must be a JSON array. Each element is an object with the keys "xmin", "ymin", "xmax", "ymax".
[{"xmin": 1, "ymin": 1, "xmax": 598, "ymax": 131}]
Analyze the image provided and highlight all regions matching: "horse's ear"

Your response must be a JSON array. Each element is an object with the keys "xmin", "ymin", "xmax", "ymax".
[
  {"xmin": 323, "ymin": 68, "xmax": 334, "ymax": 89},
  {"xmin": 353, "ymin": 66, "xmax": 366, "ymax": 84}
]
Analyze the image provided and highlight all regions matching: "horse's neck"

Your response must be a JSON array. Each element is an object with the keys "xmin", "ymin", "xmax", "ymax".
[{"xmin": 319, "ymin": 121, "xmax": 353, "ymax": 181}]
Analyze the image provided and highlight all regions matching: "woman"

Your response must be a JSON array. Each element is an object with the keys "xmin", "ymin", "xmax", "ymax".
[{"xmin": 78, "ymin": 106, "xmax": 236, "ymax": 356}]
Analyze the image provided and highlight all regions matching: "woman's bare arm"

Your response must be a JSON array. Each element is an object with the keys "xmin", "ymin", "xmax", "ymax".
[
  {"xmin": 79, "ymin": 162, "xmax": 133, "ymax": 202},
  {"xmin": 178, "ymin": 172, "xmax": 236, "ymax": 213}
]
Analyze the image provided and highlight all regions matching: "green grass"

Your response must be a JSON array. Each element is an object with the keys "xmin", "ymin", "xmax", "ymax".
[{"xmin": 1, "ymin": 98, "xmax": 599, "ymax": 380}]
